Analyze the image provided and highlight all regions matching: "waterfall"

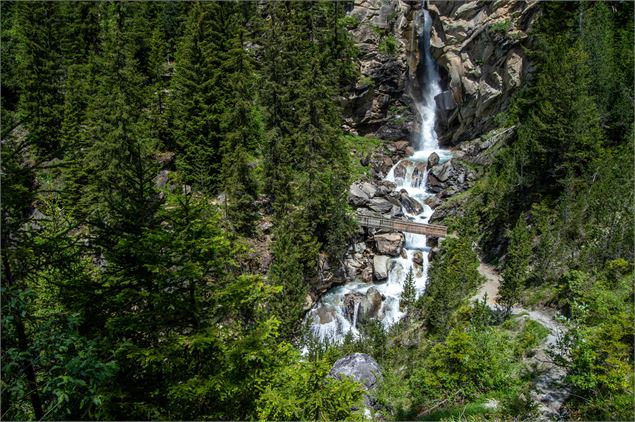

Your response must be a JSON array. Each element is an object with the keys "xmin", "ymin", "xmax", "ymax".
[
  {"xmin": 352, "ymin": 301, "xmax": 360, "ymax": 330},
  {"xmin": 304, "ymin": 8, "xmax": 451, "ymax": 346}
]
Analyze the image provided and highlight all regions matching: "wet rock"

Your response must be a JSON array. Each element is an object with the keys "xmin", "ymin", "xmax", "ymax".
[
  {"xmin": 392, "ymin": 160, "xmax": 409, "ymax": 181},
  {"xmin": 362, "ymin": 287, "xmax": 384, "ymax": 320},
  {"xmin": 329, "ymin": 353, "xmax": 382, "ymax": 391},
  {"xmin": 317, "ymin": 305, "xmax": 337, "ymax": 324},
  {"xmin": 400, "ymin": 190, "xmax": 423, "ymax": 215},
  {"xmin": 390, "ymin": 205, "xmax": 404, "ymax": 218},
  {"xmin": 373, "ymin": 255, "xmax": 390, "ymax": 280},
  {"xmin": 394, "ymin": 140, "xmax": 410, "ymax": 153},
  {"xmin": 413, "ymin": 251, "xmax": 423, "ymax": 266},
  {"xmin": 344, "ymin": 292, "xmax": 365, "ymax": 322},
  {"xmin": 304, "ymin": 294, "xmax": 315, "ymax": 312},
  {"xmin": 411, "ymin": 162, "xmax": 427, "ymax": 187},
  {"xmin": 427, "ymin": 152, "xmax": 440, "ymax": 168},
  {"xmin": 361, "ymin": 266, "xmax": 373, "ymax": 283},
  {"xmin": 344, "ymin": 257, "xmax": 365, "ymax": 279},
  {"xmin": 374, "ymin": 232, "xmax": 405, "ymax": 256}
]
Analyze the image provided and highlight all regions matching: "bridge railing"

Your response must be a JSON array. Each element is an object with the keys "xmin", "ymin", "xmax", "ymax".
[{"xmin": 357, "ymin": 214, "xmax": 448, "ymax": 237}]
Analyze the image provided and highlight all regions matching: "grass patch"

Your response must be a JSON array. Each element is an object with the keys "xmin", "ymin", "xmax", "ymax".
[
  {"xmin": 343, "ymin": 134, "xmax": 383, "ymax": 180},
  {"xmin": 514, "ymin": 319, "xmax": 550, "ymax": 357}
]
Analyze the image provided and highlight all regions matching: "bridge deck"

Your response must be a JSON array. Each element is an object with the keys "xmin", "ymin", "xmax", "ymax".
[{"xmin": 357, "ymin": 214, "xmax": 447, "ymax": 237}]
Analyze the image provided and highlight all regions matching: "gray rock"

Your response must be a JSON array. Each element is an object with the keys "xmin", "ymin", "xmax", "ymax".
[
  {"xmin": 429, "ymin": 160, "xmax": 453, "ymax": 182},
  {"xmin": 400, "ymin": 190, "xmax": 423, "ymax": 215},
  {"xmin": 368, "ymin": 197, "xmax": 394, "ymax": 214},
  {"xmin": 316, "ymin": 305, "xmax": 337, "ymax": 324},
  {"xmin": 329, "ymin": 353, "xmax": 382, "ymax": 391},
  {"xmin": 360, "ymin": 182, "xmax": 378, "ymax": 198},
  {"xmin": 373, "ymin": 255, "xmax": 390, "ymax": 280},
  {"xmin": 374, "ymin": 232, "xmax": 404, "ymax": 256},
  {"xmin": 427, "ymin": 152, "xmax": 440, "ymax": 168},
  {"xmin": 394, "ymin": 140, "xmax": 410, "ymax": 152},
  {"xmin": 349, "ymin": 183, "xmax": 370, "ymax": 206},
  {"xmin": 361, "ymin": 287, "xmax": 384, "ymax": 320},
  {"xmin": 154, "ymin": 170, "xmax": 170, "ymax": 189}
]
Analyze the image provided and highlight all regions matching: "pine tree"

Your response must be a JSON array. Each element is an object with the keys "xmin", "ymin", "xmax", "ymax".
[{"xmin": 498, "ymin": 217, "xmax": 532, "ymax": 312}]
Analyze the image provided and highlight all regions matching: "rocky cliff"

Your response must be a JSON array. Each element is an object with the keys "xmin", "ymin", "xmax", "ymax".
[{"xmin": 344, "ymin": 0, "xmax": 539, "ymax": 145}]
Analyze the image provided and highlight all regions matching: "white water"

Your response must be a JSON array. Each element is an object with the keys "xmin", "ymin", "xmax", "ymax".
[{"xmin": 305, "ymin": 9, "xmax": 451, "ymax": 345}]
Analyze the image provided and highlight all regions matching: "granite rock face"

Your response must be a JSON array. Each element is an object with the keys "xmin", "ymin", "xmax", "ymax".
[
  {"xmin": 427, "ymin": 0, "xmax": 538, "ymax": 144},
  {"xmin": 344, "ymin": 0, "xmax": 537, "ymax": 146}
]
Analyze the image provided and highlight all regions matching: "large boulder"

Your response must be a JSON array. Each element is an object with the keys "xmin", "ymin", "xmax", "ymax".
[
  {"xmin": 368, "ymin": 197, "xmax": 394, "ymax": 214},
  {"xmin": 360, "ymin": 287, "xmax": 384, "ymax": 320},
  {"xmin": 427, "ymin": 152, "xmax": 440, "ymax": 168},
  {"xmin": 374, "ymin": 232, "xmax": 405, "ymax": 256},
  {"xmin": 373, "ymin": 255, "xmax": 390, "ymax": 280},
  {"xmin": 400, "ymin": 190, "xmax": 423, "ymax": 215},
  {"xmin": 359, "ymin": 182, "xmax": 378, "ymax": 198},
  {"xmin": 349, "ymin": 183, "xmax": 371, "ymax": 206},
  {"xmin": 329, "ymin": 353, "xmax": 382, "ymax": 391}
]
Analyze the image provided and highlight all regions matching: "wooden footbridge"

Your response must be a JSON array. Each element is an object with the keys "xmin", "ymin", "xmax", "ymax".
[{"xmin": 357, "ymin": 214, "xmax": 448, "ymax": 238}]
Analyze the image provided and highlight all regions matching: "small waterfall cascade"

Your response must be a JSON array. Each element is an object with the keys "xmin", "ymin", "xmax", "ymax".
[{"xmin": 304, "ymin": 9, "xmax": 451, "ymax": 345}]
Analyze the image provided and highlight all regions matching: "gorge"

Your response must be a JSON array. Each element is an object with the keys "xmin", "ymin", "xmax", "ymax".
[{"xmin": 307, "ymin": 7, "xmax": 452, "ymax": 344}]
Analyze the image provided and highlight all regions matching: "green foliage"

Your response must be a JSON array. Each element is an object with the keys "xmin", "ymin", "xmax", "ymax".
[
  {"xmin": 256, "ymin": 353, "xmax": 365, "ymax": 421},
  {"xmin": 378, "ymin": 34, "xmax": 397, "ymax": 55},
  {"xmin": 553, "ymin": 270, "xmax": 634, "ymax": 420},
  {"xmin": 489, "ymin": 19, "xmax": 511, "ymax": 33},
  {"xmin": 13, "ymin": 2, "xmax": 65, "ymax": 158},
  {"xmin": 498, "ymin": 216, "xmax": 531, "ymax": 311},
  {"xmin": 401, "ymin": 267, "xmax": 416, "ymax": 314},
  {"xmin": 409, "ymin": 327, "xmax": 522, "ymax": 413},
  {"xmin": 421, "ymin": 237, "xmax": 484, "ymax": 334},
  {"xmin": 343, "ymin": 134, "xmax": 382, "ymax": 180}
]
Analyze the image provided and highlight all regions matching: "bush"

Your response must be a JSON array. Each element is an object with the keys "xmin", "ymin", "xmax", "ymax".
[
  {"xmin": 490, "ymin": 20, "xmax": 511, "ymax": 33},
  {"xmin": 378, "ymin": 35, "xmax": 397, "ymax": 55}
]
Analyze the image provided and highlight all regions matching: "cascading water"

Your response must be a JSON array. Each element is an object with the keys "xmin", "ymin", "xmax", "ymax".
[{"xmin": 305, "ymin": 9, "xmax": 451, "ymax": 345}]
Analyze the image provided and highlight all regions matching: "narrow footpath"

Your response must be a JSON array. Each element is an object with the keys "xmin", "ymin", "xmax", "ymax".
[{"xmin": 473, "ymin": 262, "xmax": 570, "ymax": 420}]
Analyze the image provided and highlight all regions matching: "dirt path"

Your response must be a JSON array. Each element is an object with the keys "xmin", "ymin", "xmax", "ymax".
[
  {"xmin": 472, "ymin": 262, "xmax": 501, "ymax": 306},
  {"xmin": 473, "ymin": 261, "xmax": 570, "ymax": 420}
]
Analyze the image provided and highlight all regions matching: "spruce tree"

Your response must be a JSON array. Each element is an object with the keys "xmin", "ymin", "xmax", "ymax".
[
  {"xmin": 13, "ymin": 2, "xmax": 65, "ymax": 158},
  {"xmin": 498, "ymin": 217, "xmax": 532, "ymax": 313},
  {"xmin": 170, "ymin": 2, "xmax": 228, "ymax": 192},
  {"xmin": 401, "ymin": 267, "xmax": 417, "ymax": 314}
]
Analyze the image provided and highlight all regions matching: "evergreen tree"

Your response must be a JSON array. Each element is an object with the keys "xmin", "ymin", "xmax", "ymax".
[
  {"xmin": 401, "ymin": 266, "xmax": 416, "ymax": 314},
  {"xmin": 13, "ymin": 2, "xmax": 65, "ymax": 158},
  {"xmin": 423, "ymin": 237, "xmax": 483, "ymax": 334},
  {"xmin": 220, "ymin": 8, "xmax": 262, "ymax": 235},
  {"xmin": 268, "ymin": 210, "xmax": 320, "ymax": 338},
  {"xmin": 498, "ymin": 217, "xmax": 532, "ymax": 312},
  {"xmin": 170, "ymin": 2, "xmax": 233, "ymax": 192}
]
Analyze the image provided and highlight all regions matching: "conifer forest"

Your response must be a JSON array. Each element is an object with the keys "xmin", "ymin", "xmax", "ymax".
[{"xmin": 1, "ymin": 1, "xmax": 633, "ymax": 420}]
